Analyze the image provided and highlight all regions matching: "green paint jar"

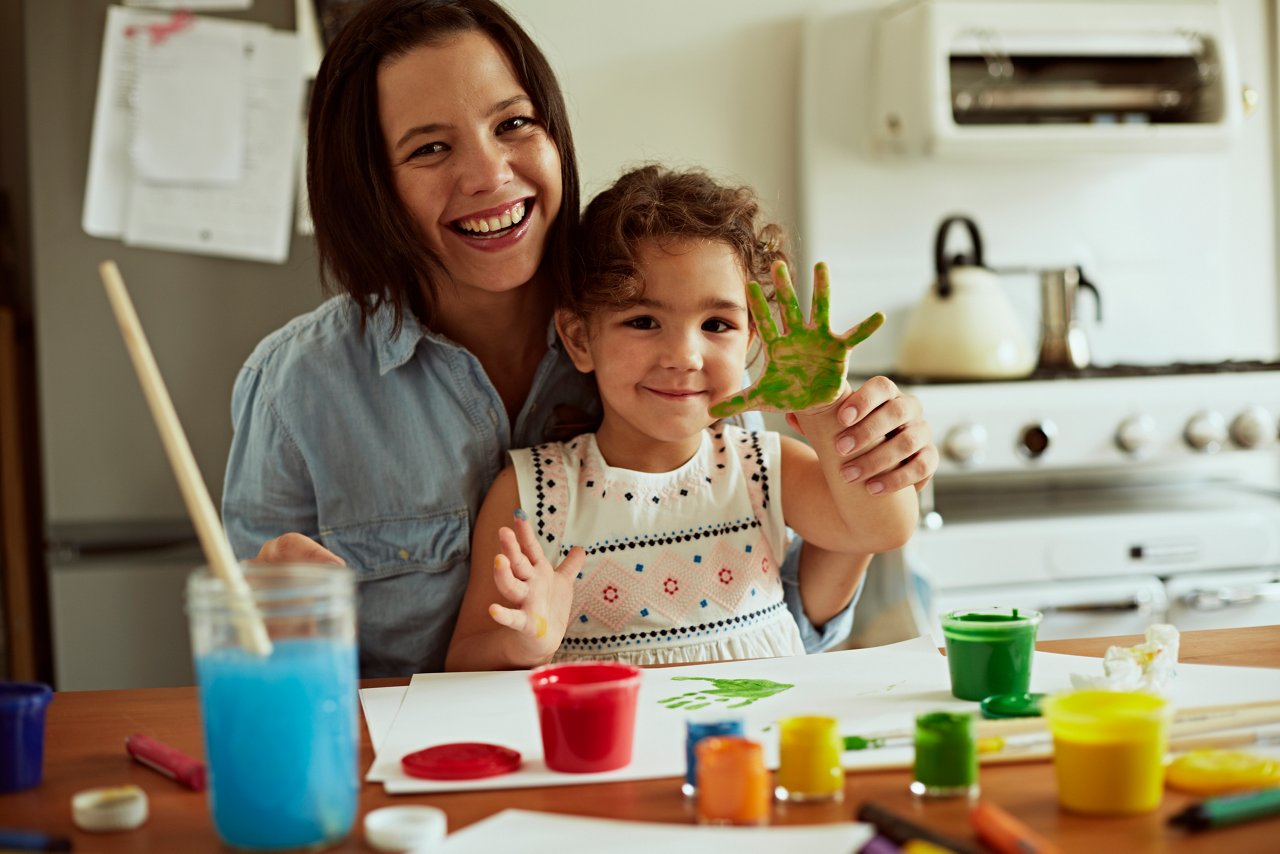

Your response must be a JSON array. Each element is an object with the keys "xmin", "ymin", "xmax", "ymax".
[
  {"xmin": 910, "ymin": 711, "xmax": 978, "ymax": 798},
  {"xmin": 941, "ymin": 608, "xmax": 1042, "ymax": 702}
]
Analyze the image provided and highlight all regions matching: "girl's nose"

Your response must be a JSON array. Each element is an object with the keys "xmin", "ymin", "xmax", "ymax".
[
  {"xmin": 456, "ymin": 137, "xmax": 514, "ymax": 196},
  {"xmin": 660, "ymin": 329, "xmax": 704, "ymax": 371}
]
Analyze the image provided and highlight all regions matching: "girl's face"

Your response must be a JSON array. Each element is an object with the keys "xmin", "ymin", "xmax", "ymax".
[
  {"xmin": 563, "ymin": 238, "xmax": 753, "ymax": 471},
  {"xmin": 378, "ymin": 30, "xmax": 562, "ymax": 300}
]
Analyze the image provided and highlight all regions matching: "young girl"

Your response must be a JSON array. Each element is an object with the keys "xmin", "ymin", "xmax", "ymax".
[{"xmin": 445, "ymin": 166, "xmax": 922, "ymax": 670}]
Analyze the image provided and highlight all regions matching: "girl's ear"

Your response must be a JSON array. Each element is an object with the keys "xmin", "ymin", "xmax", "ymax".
[{"xmin": 555, "ymin": 309, "xmax": 595, "ymax": 374}]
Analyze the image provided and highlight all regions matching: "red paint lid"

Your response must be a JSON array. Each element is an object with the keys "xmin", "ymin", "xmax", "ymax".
[{"xmin": 401, "ymin": 742, "xmax": 522, "ymax": 780}]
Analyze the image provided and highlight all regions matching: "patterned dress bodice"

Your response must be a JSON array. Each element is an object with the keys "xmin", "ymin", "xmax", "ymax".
[{"xmin": 509, "ymin": 425, "xmax": 805, "ymax": 665}]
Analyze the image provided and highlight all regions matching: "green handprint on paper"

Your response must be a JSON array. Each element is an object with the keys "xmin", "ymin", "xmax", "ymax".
[
  {"xmin": 710, "ymin": 261, "xmax": 884, "ymax": 418},
  {"xmin": 658, "ymin": 676, "xmax": 794, "ymax": 710}
]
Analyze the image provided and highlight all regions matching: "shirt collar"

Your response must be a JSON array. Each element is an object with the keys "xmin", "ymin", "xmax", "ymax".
[{"xmin": 372, "ymin": 302, "xmax": 561, "ymax": 376}]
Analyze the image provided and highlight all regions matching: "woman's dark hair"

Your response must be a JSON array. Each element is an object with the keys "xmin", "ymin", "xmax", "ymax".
[
  {"xmin": 307, "ymin": 0, "xmax": 579, "ymax": 330},
  {"xmin": 569, "ymin": 165, "xmax": 788, "ymax": 319}
]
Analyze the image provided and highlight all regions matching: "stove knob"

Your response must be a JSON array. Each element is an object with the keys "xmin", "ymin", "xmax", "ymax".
[
  {"xmin": 1184, "ymin": 410, "xmax": 1227, "ymax": 453},
  {"xmin": 1115, "ymin": 414, "xmax": 1156, "ymax": 456},
  {"xmin": 942, "ymin": 422, "xmax": 987, "ymax": 465},
  {"xmin": 1229, "ymin": 406, "xmax": 1276, "ymax": 449},
  {"xmin": 1017, "ymin": 420, "xmax": 1055, "ymax": 460}
]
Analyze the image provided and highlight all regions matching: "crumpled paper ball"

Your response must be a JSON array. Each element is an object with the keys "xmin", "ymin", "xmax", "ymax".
[{"xmin": 1069, "ymin": 623, "xmax": 1180, "ymax": 694}]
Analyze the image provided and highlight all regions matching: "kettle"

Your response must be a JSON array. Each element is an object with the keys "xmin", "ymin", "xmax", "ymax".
[{"xmin": 897, "ymin": 216, "xmax": 1035, "ymax": 380}]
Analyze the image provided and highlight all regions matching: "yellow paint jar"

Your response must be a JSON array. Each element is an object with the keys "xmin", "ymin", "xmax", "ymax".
[
  {"xmin": 1043, "ymin": 690, "xmax": 1169, "ymax": 815},
  {"xmin": 774, "ymin": 715, "xmax": 844, "ymax": 802}
]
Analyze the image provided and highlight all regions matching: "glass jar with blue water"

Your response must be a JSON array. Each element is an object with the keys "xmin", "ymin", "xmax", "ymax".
[{"xmin": 186, "ymin": 563, "xmax": 358, "ymax": 851}]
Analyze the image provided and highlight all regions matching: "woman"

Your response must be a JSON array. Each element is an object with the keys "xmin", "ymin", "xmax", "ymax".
[{"xmin": 222, "ymin": 0, "xmax": 938, "ymax": 677}]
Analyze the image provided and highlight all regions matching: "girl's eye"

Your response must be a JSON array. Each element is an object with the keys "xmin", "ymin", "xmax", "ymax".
[
  {"xmin": 408, "ymin": 141, "xmax": 448, "ymax": 160},
  {"xmin": 623, "ymin": 316, "xmax": 657, "ymax": 330},
  {"xmin": 703, "ymin": 318, "xmax": 734, "ymax": 333}
]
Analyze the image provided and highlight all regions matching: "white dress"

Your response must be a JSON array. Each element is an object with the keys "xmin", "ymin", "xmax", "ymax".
[{"xmin": 509, "ymin": 425, "xmax": 806, "ymax": 665}]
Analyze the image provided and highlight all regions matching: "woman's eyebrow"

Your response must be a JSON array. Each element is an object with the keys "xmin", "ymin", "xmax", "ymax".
[{"xmin": 393, "ymin": 95, "xmax": 532, "ymax": 150}]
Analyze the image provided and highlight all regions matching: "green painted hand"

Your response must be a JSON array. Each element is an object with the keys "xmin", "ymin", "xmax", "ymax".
[
  {"xmin": 710, "ymin": 261, "xmax": 884, "ymax": 418},
  {"xmin": 657, "ymin": 676, "xmax": 794, "ymax": 710}
]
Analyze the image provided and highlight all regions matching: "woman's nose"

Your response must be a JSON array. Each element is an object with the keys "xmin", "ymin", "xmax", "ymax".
[{"xmin": 456, "ymin": 137, "xmax": 514, "ymax": 196}]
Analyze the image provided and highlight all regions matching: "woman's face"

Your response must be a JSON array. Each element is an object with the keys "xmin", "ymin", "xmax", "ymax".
[{"xmin": 378, "ymin": 31, "xmax": 562, "ymax": 299}]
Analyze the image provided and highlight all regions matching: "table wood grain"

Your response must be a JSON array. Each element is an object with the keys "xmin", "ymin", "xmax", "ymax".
[{"xmin": 1, "ymin": 625, "xmax": 1276, "ymax": 852}]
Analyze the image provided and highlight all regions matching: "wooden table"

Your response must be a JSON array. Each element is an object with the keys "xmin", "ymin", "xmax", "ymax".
[{"xmin": 2, "ymin": 626, "xmax": 1277, "ymax": 852}]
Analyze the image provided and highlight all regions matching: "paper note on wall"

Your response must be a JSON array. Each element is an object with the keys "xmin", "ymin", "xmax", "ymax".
[
  {"xmin": 82, "ymin": 7, "xmax": 305, "ymax": 264},
  {"xmin": 132, "ymin": 25, "xmax": 246, "ymax": 184}
]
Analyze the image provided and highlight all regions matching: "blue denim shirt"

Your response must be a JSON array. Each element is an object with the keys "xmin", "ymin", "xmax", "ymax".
[{"xmin": 222, "ymin": 296, "xmax": 853, "ymax": 676}]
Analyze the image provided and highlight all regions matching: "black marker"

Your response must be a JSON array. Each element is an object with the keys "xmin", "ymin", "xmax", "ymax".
[
  {"xmin": 856, "ymin": 801, "xmax": 981, "ymax": 854},
  {"xmin": 1169, "ymin": 787, "xmax": 1280, "ymax": 831}
]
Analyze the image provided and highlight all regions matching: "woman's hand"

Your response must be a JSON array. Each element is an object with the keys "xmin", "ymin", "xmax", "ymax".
[
  {"xmin": 487, "ymin": 512, "xmax": 583, "ymax": 664},
  {"xmin": 251, "ymin": 532, "xmax": 346, "ymax": 566},
  {"xmin": 791, "ymin": 375, "xmax": 937, "ymax": 495}
]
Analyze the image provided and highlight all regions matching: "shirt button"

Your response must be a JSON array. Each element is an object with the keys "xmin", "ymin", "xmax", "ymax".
[
  {"xmin": 398, "ymin": 548, "xmax": 410, "ymax": 560},
  {"xmin": 488, "ymin": 408, "xmax": 498, "ymax": 426}
]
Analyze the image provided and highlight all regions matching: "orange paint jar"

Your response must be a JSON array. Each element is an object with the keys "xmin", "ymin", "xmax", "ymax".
[
  {"xmin": 695, "ymin": 736, "xmax": 769, "ymax": 825},
  {"xmin": 1043, "ymin": 690, "xmax": 1169, "ymax": 815}
]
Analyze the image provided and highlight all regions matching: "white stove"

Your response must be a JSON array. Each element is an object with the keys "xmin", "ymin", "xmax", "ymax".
[{"xmin": 856, "ymin": 362, "xmax": 1280, "ymax": 644}]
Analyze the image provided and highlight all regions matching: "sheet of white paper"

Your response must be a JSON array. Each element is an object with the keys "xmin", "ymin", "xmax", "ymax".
[
  {"xmin": 82, "ymin": 7, "xmax": 270, "ymax": 238},
  {"xmin": 370, "ymin": 637, "xmax": 955, "ymax": 793},
  {"xmin": 132, "ymin": 23, "xmax": 246, "ymax": 184},
  {"xmin": 359, "ymin": 686, "xmax": 408, "ymax": 754},
  {"xmin": 433, "ymin": 810, "xmax": 873, "ymax": 854},
  {"xmin": 122, "ymin": 29, "xmax": 305, "ymax": 262},
  {"xmin": 364, "ymin": 640, "xmax": 1280, "ymax": 791}
]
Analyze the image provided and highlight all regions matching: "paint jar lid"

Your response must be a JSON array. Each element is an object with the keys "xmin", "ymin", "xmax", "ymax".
[
  {"xmin": 402, "ymin": 742, "xmax": 521, "ymax": 780},
  {"xmin": 1166, "ymin": 749, "xmax": 1280, "ymax": 796},
  {"xmin": 364, "ymin": 805, "xmax": 447, "ymax": 851},
  {"xmin": 71, "ymin": 785, "xmax": 149, "ymax": 832},
  {"xmin": 980, "ymin": 692, "xmax": 1046, "ymax": 719}
]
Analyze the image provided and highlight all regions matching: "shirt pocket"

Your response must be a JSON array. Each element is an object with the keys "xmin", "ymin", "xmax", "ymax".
[{"xmin": 325, "ymin": 510, "xmax": 470, "ymax": 581}]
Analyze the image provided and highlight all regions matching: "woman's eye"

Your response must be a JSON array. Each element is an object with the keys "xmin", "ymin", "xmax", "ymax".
[
  {"xmin": 497, "ymin": 115, "xmax": 537, "ymax": 134},
  {"xmin": 624, "ymin": 316, "xmax": 657, "ymax": 330},
  {"xmin": 408, "ymin": 141, "xmax": 448, "ymax": 159}
]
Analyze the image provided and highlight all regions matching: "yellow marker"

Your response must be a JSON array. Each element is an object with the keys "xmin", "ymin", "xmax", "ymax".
[
  {"xmin": 534, "ymin": 615, "xmax": 548, "ymax": 639},
  {"xmin": 902, "ymin": 840, "xmax": 959, "ymax": 854},
  {"xmin": 977, "ymin": 736, "xmax": 1005, "ymax": 754}
]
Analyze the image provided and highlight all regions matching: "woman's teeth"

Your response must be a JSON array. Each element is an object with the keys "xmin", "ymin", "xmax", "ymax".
[{"xmin": 457, "ymin": 200, "xmax": 526, "ymax": 235}]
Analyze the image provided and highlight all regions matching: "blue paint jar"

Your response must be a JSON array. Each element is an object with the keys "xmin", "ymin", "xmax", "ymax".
[
  {"xmin": 0, "ymin": 681, "xmax": 53, "ymax": 793},
  {"xmin": 683, "ymin": 717, "xmax": 744, "ymax": 796}
]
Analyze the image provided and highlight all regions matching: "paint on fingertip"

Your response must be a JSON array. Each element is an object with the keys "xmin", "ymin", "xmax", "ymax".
[
  {"xmin": 514, "ymin": 508, "xmax": 528, "ymax": 521},
  {"xmin": 493, "ymin": 555, "xmax": 502, "ymax": 570},
  {"xmin": 534, "ymin": 615, "xmax": 548, "ymax": 639}
]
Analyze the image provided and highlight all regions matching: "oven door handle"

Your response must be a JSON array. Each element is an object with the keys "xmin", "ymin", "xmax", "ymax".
[
  {"xmin": 1043, "ymin": 590, "xmax": 1162, "ymax": 615},
  {"xmin": 1180, "ymin": 581, "xmax": 1280, "ymax": 611}
]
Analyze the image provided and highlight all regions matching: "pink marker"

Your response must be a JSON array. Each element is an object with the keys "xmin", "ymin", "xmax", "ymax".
[{"xmin": 125, "ymin": 733, "xmax": 206, "ymax": 791}]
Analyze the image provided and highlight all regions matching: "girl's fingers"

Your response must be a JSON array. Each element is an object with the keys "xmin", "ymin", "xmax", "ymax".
[
  {"xmin": 498, "ymin": 525, "xmax": 537, "ymax": 582},
  {"xmin": 746, "ymin": 280, "xmax": 780, "ymax": 344},
  {"xmin": 810, "ymin": 263, "xmax": 831, "ymax": 328},
  {"xmin": 511, "ymin": 509, "xmax": 545, "ymax": 564},
  {"xmin": 554, "ymin": 546, "xmax": 586, "ymax": 577},
  {"xmin": 840, "ymin": 311, "xmax": 886, "ymax": 349},
  {"xmin": 492, "ymin": 553, "xmax": 528, "ymax": 602},
  {"xmin": 771, "ymin": 260, "xmax": 805, "ymax": 333},
  {"xmin": 488, "ymin": 603, "xmax": 529, "ymax": 633}
]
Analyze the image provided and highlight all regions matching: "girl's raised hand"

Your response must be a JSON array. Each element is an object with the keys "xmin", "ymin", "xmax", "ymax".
[
  {"xmin": 710, "ymin": 260, "xmax": 883, "ymax": 418},
  {"xmin": 487, "ymin": 510, "xmax": 583, "ymax": 664}
]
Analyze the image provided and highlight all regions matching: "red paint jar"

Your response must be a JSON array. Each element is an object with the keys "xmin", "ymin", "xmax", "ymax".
[{"xmin": 529, "ymin": 662, "xmax": 642, "ymax": 773}]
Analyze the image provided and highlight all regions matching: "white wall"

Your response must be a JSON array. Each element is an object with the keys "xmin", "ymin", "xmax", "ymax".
[{"xmin": 510, "ymin": 0, "xmax": 1280, "ymax": 372}]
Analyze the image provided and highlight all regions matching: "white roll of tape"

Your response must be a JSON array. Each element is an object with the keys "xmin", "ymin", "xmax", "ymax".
[
  {"xmin": 364, "ymin": 805, "xmax": 447, "ymax": 851},
  {"xmin": 71, "ymin": 785, "xmax": 149, "ymax": 832}
]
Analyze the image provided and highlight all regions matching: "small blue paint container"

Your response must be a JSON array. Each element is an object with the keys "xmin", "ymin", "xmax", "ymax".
[
  {"xmin": 683, "ymin": 717, "xmax": 744, "ymax": 797},
  {"xmin": 0, "ymin": 682, "xmax": 53, "ymax": 793}
]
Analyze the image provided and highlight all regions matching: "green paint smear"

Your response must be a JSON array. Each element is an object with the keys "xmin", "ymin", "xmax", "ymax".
[
  {"xmin": 658, "ymin": 676, "xmax": 794, "ymax": 710},
  {"xmin": 710, "ymin": 262, "xmax": 884, "ymax": 418}
]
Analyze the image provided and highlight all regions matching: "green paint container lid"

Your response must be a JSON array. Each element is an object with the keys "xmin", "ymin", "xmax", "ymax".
[{"xmin": 980, "ymin": 692, "xmax": 1046, "ymax": 719}]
